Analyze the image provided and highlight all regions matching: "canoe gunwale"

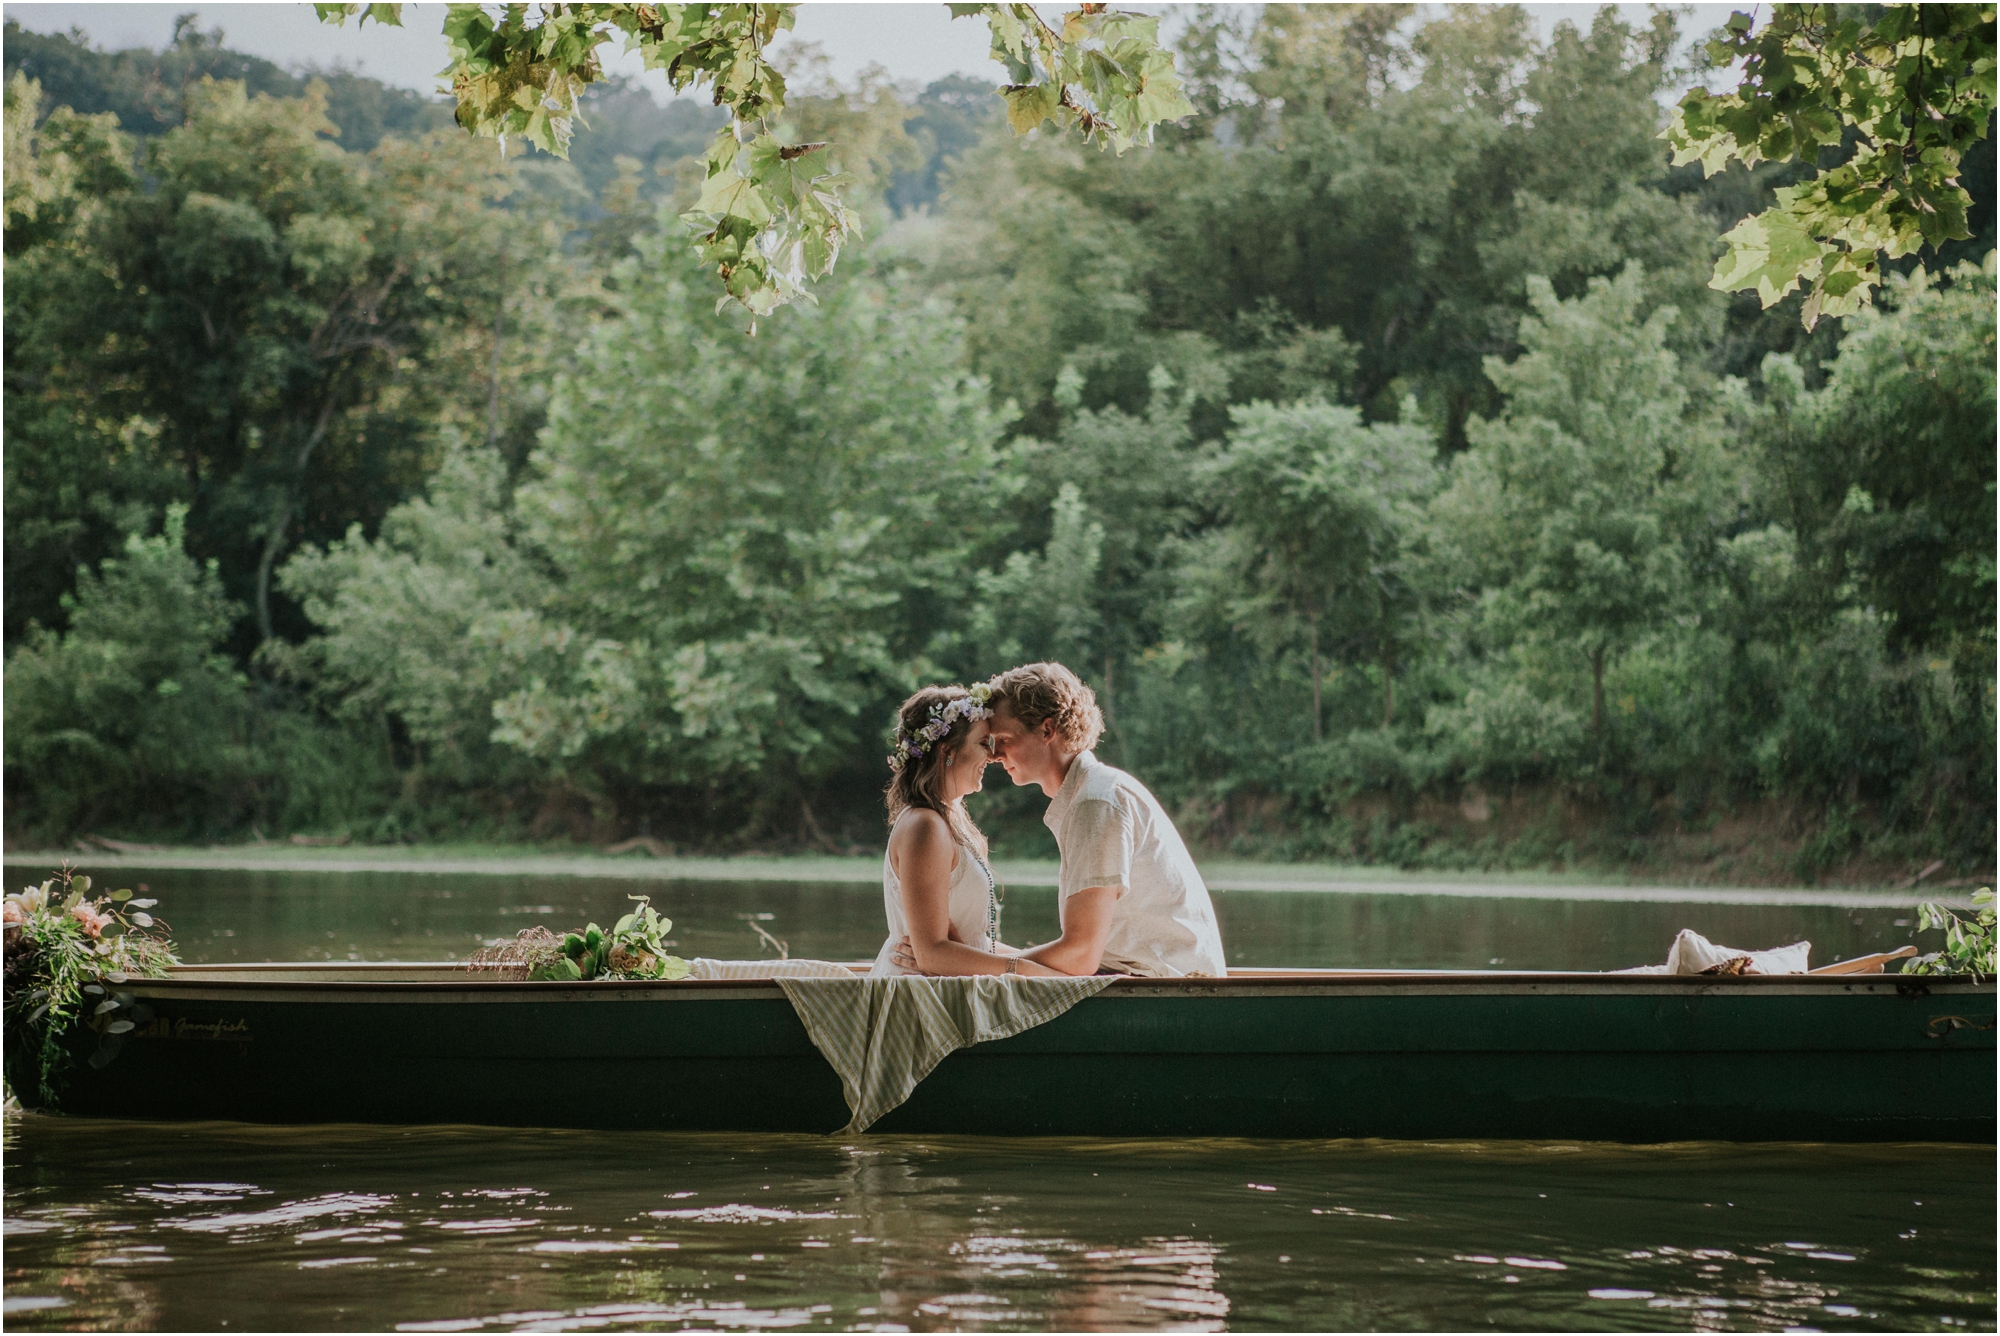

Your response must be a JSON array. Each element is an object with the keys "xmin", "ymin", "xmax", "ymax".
[{"xmin": 133, "ymin": 962, "xmax": 1998, "ymax": 1003}]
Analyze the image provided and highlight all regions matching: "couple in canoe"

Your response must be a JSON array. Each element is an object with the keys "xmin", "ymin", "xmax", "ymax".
[{"xmin": 872, "ymin": 661, "xmax": 1227, "ymax": 979}]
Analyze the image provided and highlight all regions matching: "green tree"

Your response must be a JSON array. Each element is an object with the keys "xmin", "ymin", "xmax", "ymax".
[
  {"xmin": 1246, "ymin": 3, "xmax": 1416, "ymax": 128},
  {"xmin": 276, "ymin": 440, "xmax": 555, "ymax": 785},
  {"xmin": 1734, "ymin": 257, "xmax": 1996, "ymax": 862},
  {"xmin": 1776, "ymin": 259, "xmax": 1997, "ymax": 656},
  {"xmin": 1021, "ymin": 366, "xmax": 1213, "ymax": 708},
  {"xmin": 2, "ymin": 71, "xmax": 134, "ymax": 249},
  {"xmin": 1203, "ymin": 398, "xmax": 1438, "ymax": 739},
  {"xmin": 3, "ymin": 507, "xmax": 387, "ymax": 841},
  {"xmin": 933, "ymin": 4, "xmax": 1723, "ymax": 447},
  {"xmin": 969, "ymin": 481, "xmax": 1105, "ymax": 673},
  {"xmin": 886, "ymin": 74, "xmax": 1005, "ymax": 214},
  {"xmin": 5, "ymin": 507, "xmax": 239, "ymax": 837},
  {"xmin": 3, "ymin": 74, "xmax": 186, "ymax": 644},
  {"xmin": 4, "ymin": 506, "xmax": 243, "ymax": 833},
  {"xmin": 1428, "ymin": 265, "xmax": 1730, "ymax": 748},
  {"xmin": 4, "ymin": 75, "xmax": 560, "ymax": 650},
  {"xmin": 508, "ymin": 257, "xmax": 1013, "ymax": 811},
  {"xmin": 282, "ymin": 248, "xmax": 1020, "ymax": 839}
]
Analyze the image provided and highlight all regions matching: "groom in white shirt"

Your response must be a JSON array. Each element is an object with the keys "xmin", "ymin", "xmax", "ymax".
[{"xmin": 981, "ymin": 661, "xmax": 1228, "ymax": 978}]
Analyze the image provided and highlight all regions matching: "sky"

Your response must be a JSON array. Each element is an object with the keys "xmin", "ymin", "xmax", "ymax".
[
  {"xmin": 3, "ymin": 2, "xmax": 1743, "ymax": 98},
  {"xmin": 3, "ymin": 2, "xmax": 1004, "ymax": 91}
]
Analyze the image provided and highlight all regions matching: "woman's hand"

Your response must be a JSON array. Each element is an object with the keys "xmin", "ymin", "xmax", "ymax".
[{"xmin": 890, "ymin": 936, "xmax": 936, "ymax": 975}]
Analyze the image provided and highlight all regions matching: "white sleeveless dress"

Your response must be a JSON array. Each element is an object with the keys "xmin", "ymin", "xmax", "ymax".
[{"xmin": 870, "ymin": 841, "xmax": 996, "ymax": 976}]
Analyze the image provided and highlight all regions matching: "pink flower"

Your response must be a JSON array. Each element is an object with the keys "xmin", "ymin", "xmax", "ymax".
[
  {"xmin": 69, "ymin": 903, "xmax": 113, "ymax": 938},
  {"xmin": 2, "ymin": 900, "xmax": 23, "ymax": 927}
]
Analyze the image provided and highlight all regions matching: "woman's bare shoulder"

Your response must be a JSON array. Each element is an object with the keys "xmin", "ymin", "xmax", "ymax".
[
  {"xmin": 889, "ymin": 808, "xmax": 956, "ymax": 865},
  {"xmin": 891, "ymin": 806, "xmax": 950, "ymax": 841}
]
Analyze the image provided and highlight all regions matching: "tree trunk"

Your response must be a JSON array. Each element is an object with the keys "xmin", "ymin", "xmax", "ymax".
[
  {"xmin": 799, "ymin": 798, "xmax": 842, "ymax": 855},
  {"xmin": 254, "ymin": 385, "xmax": 344, "ymax": 645},
  {"xmin": 1590, "ymin": 645, "xmax": 1607, "ymax": 740},
  {"xmin": 486, "ymin": 237, "xmax": 506, "ymax": 449},
  {"xmin": 253, "ymin": 497, "xmax": 291, "ymax": 644},
  {"xmin": 1309, "ymin": 614, "xmax": 1323, "ymax": 743},
  {"xmin": 1380, "ymin": 641, "xmax": 1395, "ymax": 728}
]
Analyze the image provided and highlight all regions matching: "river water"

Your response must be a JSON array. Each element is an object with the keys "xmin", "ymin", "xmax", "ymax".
[
  {"xmin": 73, "ymin": 865, "xmax": 1952, "ymax": 971},
  {"xmin": 3, "ymin": 868, "xmax": 1993, "ymax": 1331}
]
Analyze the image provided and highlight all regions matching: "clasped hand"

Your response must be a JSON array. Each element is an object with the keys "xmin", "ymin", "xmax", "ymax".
[
  {"xmin": 890, "ymin": 936, "xmax": 1030, "ymax": 976},
  {"xmin": 889, "ymin": 936, "xmax": 931, "ymax": 974}
]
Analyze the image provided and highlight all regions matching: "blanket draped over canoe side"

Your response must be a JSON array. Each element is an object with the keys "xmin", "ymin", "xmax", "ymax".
[
  {"xmin": 777, "ymin": 976, "xmax": 1114, "ymax": 1134},
  {"xmin": 688, "ymin": 958, "xmax": 854, "ymax": 979}
]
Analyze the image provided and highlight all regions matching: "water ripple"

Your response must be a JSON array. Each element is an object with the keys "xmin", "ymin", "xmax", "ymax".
[{"xmin": 3, "ymin": 1119, "xmax": 1989, "ymax": 1332}]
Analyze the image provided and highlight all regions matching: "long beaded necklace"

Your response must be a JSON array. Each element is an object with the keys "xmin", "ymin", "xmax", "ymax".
[{"xmin": 971, "ymin": 847, "xmax": 1002, "ymax": 948}]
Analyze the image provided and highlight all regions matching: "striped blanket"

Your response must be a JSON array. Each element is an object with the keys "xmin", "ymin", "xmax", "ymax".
[
  {"xmin": 782, "ymin": 974, "xmax": 1111, "ymax": 1134},
  {"xmin": 685, "ymin": 960, "xmax": 1112, "ymax": 1132},
  {"xmin": 687, "ymin": 958, "xmax": 854, "ymax": 979}
]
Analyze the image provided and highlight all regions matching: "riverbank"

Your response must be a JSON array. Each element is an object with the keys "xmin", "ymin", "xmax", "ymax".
[{"xmin": 2, "ymin": 844, "xmax": 1976, "ymax": 909}]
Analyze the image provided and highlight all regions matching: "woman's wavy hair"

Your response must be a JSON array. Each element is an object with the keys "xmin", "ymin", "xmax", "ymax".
[{"xmin": 885, "ymin": 684, "xmax": 985, "ymax": 846}]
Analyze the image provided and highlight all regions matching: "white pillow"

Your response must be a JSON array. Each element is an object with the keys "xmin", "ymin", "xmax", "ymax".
[
  {"xmin": 1667, "ymin": 928, "xmax": 1810, "ymax": 974},
  {"xmin": 1615, "ymin": 928, "xmax": 1811, "ymax": 975}
]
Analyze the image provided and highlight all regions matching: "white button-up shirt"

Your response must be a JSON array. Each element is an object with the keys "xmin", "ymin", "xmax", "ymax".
[{"xmin": 1043, "ymin": 751, "xmax": 1228, "ymax": 977}]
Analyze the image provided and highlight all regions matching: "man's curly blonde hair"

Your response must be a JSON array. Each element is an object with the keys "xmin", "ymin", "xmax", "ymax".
[{"xmin": 986, "ymin": 662, "xmax": 1104, "ymax": 753}]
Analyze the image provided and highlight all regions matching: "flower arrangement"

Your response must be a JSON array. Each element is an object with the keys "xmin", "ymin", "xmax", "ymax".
[
  {"xmin": 1906, "ymin": 887, "xmax": 1995, "ymax": 980},
  {"xmin": 3, "ymin": 864, "xmax": 179, "ymax": 1104},
  {"xmin": 467, "ymin": 895, "xmax": 690, "ymax": 982},
  {"xmin": 887, "ymin": 682, "xmax": 992, "ymax": 772}
]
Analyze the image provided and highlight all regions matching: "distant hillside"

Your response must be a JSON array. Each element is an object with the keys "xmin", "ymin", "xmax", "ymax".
[
  {"xmin": 560, "ymin": 74, "xmax": 724, "ymax": 203},
  {"xmin": 5, "ymin": 14, "xmax": 1006, "ymax": 221},
  {"xmin": 2, "ymin": 14, "xmax": 725, "ymax": 201},
  {"xmin": 887, "ymin": 72, "xmax": 1003, "ymax": 215},
  {"xmin": 3, "ymin": 14, "xmax": 451, "ymax": 152}
]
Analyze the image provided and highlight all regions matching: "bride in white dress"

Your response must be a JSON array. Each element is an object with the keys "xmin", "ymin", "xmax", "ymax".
[{"xmin": 871, "ymin": 684, "xmax": 1063, "ymax": 978}]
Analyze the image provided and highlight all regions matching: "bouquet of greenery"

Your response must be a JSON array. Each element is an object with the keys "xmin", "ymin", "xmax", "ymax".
[
  {"xmin": 469, "ymin": 895, "xmax": 690, "ymax": 982},
  {"xmin": 1906, "ymin": 887, "xmax": 1996, "ymax": 981},
  {"xmin": 3, "ymin": 864, "xmax": 179, "ymax": 1104}
]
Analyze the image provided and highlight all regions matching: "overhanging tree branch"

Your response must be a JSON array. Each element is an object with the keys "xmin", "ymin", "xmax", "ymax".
[
  {"xmin": 315, "ymin": 2, "xmax": 1194, "ymax": 318},
  {"xmin": 1664, "ymin": 3, "xmax": 1996, "ymax": 329}
]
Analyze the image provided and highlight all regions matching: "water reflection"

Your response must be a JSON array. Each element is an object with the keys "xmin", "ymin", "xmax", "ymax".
[
  {"xmin": 5, "ymin": 1115, "xmax": 1989, "ymax": 1332},
  {"xmin": 834, "ymin": 1145, "xmax": 1229, "ymax": 1331},
  {"xmin": 99, "ymin": 867, "xmax": 1942, "ymax": 972}
]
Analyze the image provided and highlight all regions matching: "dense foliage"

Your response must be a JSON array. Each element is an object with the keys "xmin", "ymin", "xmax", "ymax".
[{"xmin": 4, "ymin": 7, "xmax": 1993, "ymax": 883}]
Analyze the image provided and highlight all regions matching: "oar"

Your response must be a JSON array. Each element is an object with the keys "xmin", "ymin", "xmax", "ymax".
[{"xmin": 1807, "ymin": 946, "xmax": 1920, "ymax": 975}]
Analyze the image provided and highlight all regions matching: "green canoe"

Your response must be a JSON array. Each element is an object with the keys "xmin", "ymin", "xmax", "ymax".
[{"xmin": 16, "ymin": 964, "xmax": 1994, "ymax": 1142}]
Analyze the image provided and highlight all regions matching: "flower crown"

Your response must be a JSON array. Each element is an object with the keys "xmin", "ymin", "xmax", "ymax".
[{"xmin": 887, "ymin": 683, "xmax": 993, "ymax": 772}]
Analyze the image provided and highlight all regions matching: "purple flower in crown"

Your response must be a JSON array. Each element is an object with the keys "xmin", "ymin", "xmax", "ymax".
[{"xmin": 886, "ymin": 686, "xmax": 995, "ymax": 772}]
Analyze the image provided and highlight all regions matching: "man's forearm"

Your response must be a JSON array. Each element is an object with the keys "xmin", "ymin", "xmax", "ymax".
[
  {"xmin": 1021, "ymin": 885, "xmax": 1118, "ymax": 975},
  {"xmin": 1018, "ymin": 937, "xmax": 1102, "ymax": 975}
]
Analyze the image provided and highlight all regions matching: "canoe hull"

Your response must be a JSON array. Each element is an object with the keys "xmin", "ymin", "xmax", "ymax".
[{"xmin": 21, "ymin": 969, "xmax": 1995, "ymax": 1142}]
